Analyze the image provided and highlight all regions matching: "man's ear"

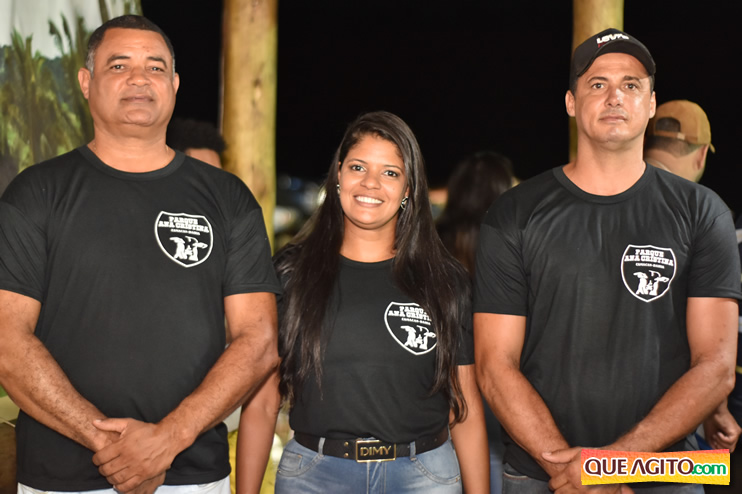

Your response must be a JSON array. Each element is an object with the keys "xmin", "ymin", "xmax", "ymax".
[
  {"xmin": 173, "ymin": 72, "xmax": 180, "ymax": 93},
  {"xmin": 565, "ymin": 90, "xmax": 576, "ymax": 117},
  {"xmin": 694, "ymin": 145, "xmax": 710, "ymax": 172},
  {"xmin": 78, "ymin": 68, "xmax": 91, "ymax": 100}
]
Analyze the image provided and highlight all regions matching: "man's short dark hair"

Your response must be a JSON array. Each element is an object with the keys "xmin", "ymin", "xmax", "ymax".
[
  {"xmin": 85, "ymin": 15, "xmax": 175, "ymax": 75},
  {"xmin": 167, "ymin": 118, "xmax": 226, "ymax": 154},
  {"xmin": 644, "ymin": 117, "xmax": 703, "ymax": 157}
]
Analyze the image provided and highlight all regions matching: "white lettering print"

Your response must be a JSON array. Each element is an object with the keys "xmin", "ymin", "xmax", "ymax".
[
  {"xmin": 385, "ymin": 302, "xmax": 437, "ymax": 356},
  {"xmin": 596, "ymin": 33, "xmax": 630, "ymax": 46},
  {"xmin": 621, "ymin": 245, "xmax": 677, "ymax": 303},
  {"xmin": 155, "ymin": 212, "xmax": 213, "ymax": 268}
]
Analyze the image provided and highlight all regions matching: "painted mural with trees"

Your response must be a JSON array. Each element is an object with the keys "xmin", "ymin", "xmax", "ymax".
[{"xmin": 0, "ymin": 0, "xmax": 141, "ymax": 195}]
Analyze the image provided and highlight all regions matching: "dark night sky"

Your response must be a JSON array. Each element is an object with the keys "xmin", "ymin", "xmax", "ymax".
[{"xmin": 141, "ymin": 1, "xmax": 742, "ymax": 215}]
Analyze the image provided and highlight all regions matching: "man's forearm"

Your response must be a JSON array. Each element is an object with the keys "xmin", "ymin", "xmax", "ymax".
[
  {"xmin": 0, "ymin": 329, "xmax": 112, "ymax": 451},
  {"xmin": 609, "ymin": 358, "xmax": 734, "ymax": 452},
  {"xmin": 478, "ymin": 362, "xmax": 570, "ymax": 477},
  {"xmin": 159, "ymin": 330, "xmax": 280, "ymax": 452}
]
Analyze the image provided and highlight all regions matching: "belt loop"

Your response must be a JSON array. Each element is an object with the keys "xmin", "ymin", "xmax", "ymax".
[
  {"xmin": 317, "ymin": 437, "xmax": 326, "ymax": 455},
  {"xmin": 409, "ymin": 438, "xmax": 417, "ymax": 459}
]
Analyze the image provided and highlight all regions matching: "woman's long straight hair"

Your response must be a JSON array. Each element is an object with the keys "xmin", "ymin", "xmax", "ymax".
[
  {"xmin": 275, "ymin": 111, "xmax": 471, "ymax": 423},
  {"xmin": 437, "ymin": 151, "xmax": 514, "ymax": 275}
]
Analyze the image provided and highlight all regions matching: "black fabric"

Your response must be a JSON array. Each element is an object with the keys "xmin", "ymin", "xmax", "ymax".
[
  {"xmin": 287, "ymin": 257, "xmax": 474, "ymax": 444},
  {"xmin": 294, "ymin": 426, "xmax": 449, "ymax": 460},
  {"xmin": 0, "ymin": 147, "xmax": 280, "ymax": 491},
  {"xmin": 474, "ymin": 164, "xmax": 741, "ymax": 481}
]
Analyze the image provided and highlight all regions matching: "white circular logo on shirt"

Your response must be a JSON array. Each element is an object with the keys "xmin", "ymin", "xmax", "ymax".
[
  {"xmin": 155, "ymin": 211, "xmax": 213, "ymax": 268},
  {"xmin": 384, "ymin": 302, "xmax": 437, "ymax": 355},
  {"xmin": 621, "ymin": 244, "xmax": 676, "ymax": 302}
]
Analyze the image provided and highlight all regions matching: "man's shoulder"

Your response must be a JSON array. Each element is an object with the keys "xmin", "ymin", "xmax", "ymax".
[
  {"xmin": 180, "ymin": 153, "xmax": 258, "ymax": 201},
  {"xmin": 19, "ymin": 148, "xmax": 86, "ymax": 177},
  {"xmin": 650, "ymin": 165, "xmax": 730, "ymax": 215},
  {"xmin": 2, "ymin": 148, "xmax": 86, "ymax": 202},
  {"xmin": 483, "ymin": 167, "xmax": 561, "ymax": 226}
]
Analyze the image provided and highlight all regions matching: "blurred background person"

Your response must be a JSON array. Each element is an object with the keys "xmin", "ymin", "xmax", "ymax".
[
  {"xmin": 167, "ymin": 117, "xmax": 226, "ymax": 168},
  {"xmin": 437, "ymin": 151, "xmax": 514, "ymax": 274},
  {"xmin": 644, "ymin": 99, "xmax": 741, "ymax": 454},
  {"xmin": 644, "ymin": 100, "xmax": 713, "ymax": 183},
  {"xmin": 437, "ymin": 151, "xmax": 514, "ymax": 494},
  {"xmin": 644, "ymin": 100, "xmax": 742, "ymax": 493}
]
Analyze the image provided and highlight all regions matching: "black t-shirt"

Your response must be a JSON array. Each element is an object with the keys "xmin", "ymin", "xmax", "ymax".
[
  {"xmin": 474, "ymin": 164, "xmax": 741, "ymax": 481},
  {"xmin": 288, "ymin": 257, "xmax": 474, "ymax": 443},
  {"xmin": 0, "ymin": 147, "xmax": 280, "ymax": 491}
]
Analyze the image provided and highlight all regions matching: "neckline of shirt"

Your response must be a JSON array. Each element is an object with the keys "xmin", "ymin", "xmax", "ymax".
[
  {"xmin": 553, "ymin": 162, "xmax": 655, "ymax": 204},
  {"xmin": 340, "ymin": 255, "xmax": 394, "ymax": 269},
  {"xmin": 78, "ymin": 145, "xmax": 185, "ymax": 181}
]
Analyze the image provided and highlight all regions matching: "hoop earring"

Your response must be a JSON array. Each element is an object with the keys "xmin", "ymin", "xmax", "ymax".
[{"xmin": 400, "ymin": 197, "xmax": 409, "ymax": 210}]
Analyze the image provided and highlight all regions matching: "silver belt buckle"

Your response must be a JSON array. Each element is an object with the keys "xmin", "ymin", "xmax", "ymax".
[{"xmin": 355, "ymin": 439, "xmax": 396, "ymax": 462}]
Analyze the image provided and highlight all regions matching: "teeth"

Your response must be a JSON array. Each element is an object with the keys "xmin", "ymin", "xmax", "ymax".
[{"xmin": 356, "ymin": 196, "xmax": 382, "ymax": 204}]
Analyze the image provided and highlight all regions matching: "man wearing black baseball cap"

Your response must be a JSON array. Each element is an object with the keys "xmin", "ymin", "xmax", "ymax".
[{"xmin": 475, "ymin": 28, "xmax": 739, "ymax": 493}]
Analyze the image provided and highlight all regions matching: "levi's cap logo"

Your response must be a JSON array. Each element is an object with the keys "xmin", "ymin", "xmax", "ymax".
[{"xmin": 596, "ymin": 32, "xmax": 630, "ymax": 47}]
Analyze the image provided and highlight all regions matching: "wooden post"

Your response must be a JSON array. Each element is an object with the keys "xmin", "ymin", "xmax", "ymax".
[
  {"xmin": 221, "ymin": 0, "xmax": 278, "ymax": 246},
  {"xmin": 569, "ymin": 0, "xmax": 624, "ymax": 160}
]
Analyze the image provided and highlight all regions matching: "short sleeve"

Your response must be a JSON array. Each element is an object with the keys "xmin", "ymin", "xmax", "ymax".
[
  {"xmin": 223, "ymin": 207, "xmax": 281, "ymax": 296},
  {"xmin": 0, "ymin": 180, "xmax": 47, "ymax": 301},
  {"xmin": 687, "ymin": 207, "xmax": 741, "ymax": 299},
  {"xmin": 473, "ymin": 219, "xmax": 529, "ymax": 316}
]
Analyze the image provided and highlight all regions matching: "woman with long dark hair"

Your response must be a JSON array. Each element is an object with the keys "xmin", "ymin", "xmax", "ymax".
[
  {"xmin": 240, "ymin": 111, "xmax": 488, "ymax": 493},
  {"xmin": 437, "ymin": 151, "xmax": 514, "ymax": 275},
  {"xmin": 436, "ymin": 151, "xmax": 514, "ymax": 494}
]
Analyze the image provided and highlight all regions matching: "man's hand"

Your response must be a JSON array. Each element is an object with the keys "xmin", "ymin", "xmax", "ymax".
[
  {"xmin": 92, "ymin": 418, "xmax": 180, "ymax": 492},
  {"xmin": 543, "ymin": 447, "xmax": 634, "ymax": 493},
  {"xmin": 703, "ymin": 405, "xmax": 741, "ymax": 452},
  {"xmin": 128, "ymin": 472, "xmax": 166, "ymax": 494}
]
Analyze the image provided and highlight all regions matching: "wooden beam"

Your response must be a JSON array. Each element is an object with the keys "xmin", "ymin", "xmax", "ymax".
[
  {"xmin": 221, "ymin": 0, "xmax": 278, "ymax": 246},
  {"xmin": 569, "ymin": 0, "xmax": 624, "ymax": 160}
]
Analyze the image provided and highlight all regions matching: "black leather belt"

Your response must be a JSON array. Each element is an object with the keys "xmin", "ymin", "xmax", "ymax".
[{"xmin": 294, "ymin": 427, "xmax": 449, "ymax": 462}]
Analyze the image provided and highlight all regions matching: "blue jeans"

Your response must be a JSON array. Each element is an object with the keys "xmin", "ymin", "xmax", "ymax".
[
  {"xmin": 275, "ymin": 436, "xmax": 462, "ymax": 494},
  {"xmin": 502, "ymin": 463, "xmax": 705, "ymax": 493}
]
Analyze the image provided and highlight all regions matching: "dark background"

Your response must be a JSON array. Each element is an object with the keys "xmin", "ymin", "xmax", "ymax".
[{"xmin": 140, "ymin": 1, "xmax": 741, "ymax": 215}]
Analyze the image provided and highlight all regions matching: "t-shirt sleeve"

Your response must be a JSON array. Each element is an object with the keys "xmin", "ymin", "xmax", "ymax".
[
  {"xmin": 687, "ymin": 206, "xmax": 741, "ymax": 300},
  {"xmin": 0, "ymin": 176, "xmax": 47, "ymax": 302},
  {"xmin": 473, "ymin": 216, "xmax": 529, "ymax": 316},
  {"xmin": 223, "ymin": 195, "xmax": 281, "ymax": 296}
]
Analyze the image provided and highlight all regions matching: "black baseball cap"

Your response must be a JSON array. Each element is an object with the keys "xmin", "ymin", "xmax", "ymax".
[{"xmin": 569, "ymin": 28, "xmax": 655, "ymax": 90}]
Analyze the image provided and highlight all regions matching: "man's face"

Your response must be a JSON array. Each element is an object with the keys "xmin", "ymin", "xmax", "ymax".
[
  {"xmin": 78, "ymin": 28, "xmax": 179, "ymax": 136},
  {"xmin": 566, "ymin": 52, "xmax": 656, "ymax": 148}
]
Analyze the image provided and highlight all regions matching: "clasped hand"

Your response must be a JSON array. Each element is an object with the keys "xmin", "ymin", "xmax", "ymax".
[
  {"xmin": 92, "ymin": 418, "xmax": 178, "ymax": 494},
  {"xmin": 543, "ymin": 447, "xmax": 634, "ymax": 494}
]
